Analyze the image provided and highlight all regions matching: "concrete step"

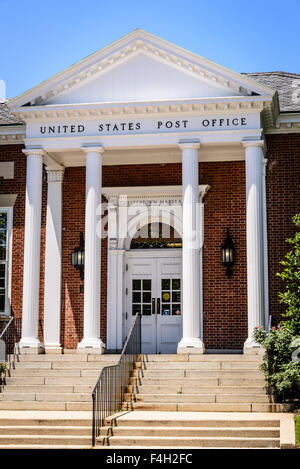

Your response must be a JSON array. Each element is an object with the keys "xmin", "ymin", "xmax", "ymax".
[
  {"xmin": 131, "ymin": 369, "xmax": 264, "ymax": 378},
  {"xmin": 0, "ymin": 418, "xmax": 91, "ymax": 427},
  {"xmin": 105, "ymin": 417, "xmax": 280, "ymax": 428},
  {"xmin": 129, "ymin": 377, "xmax": 266, "ymax": 387},
  {"xmin": 7, "ymin": 354, "xmax": 119, "ymax": 362},
  {"xmin": 2, "ymin": 385, "xmax": 94, "ymax": 394},
  {"xmin": 0, "ymin": 401, "xmax": 92, "ymax": 411},
  {"xmin": 7, "ymin": 369, "xmax": 99, "ymax": 377},
  {"xmin": 3, "ymin": 385, "xmax": 75, "ymax": 393},
  {"xmin": 100, "ymin": 425, "xmax": 280, "ymax": 438},
  {"xmin": 7, "ymin": 362, "xmax": 109, "ymax": 370},
  {"xmin": 0, "ymin": 393, "xmax": 91, "ymax": 402},
  {"xmin": 4, "ymin": 377, "xmax": 97, "ymax": 385},
  {"xmin": 128, "ymin": 385, "xmax": 266, "ymax": 394},
  {"xmin": 0, "ymin": 425, "xmax": 91, "ymax": 436},
  {"xmin": 0, "ymin": 444, "xmax": 93, "ymax": 449},
  {"xmin": 124, "ymin": 393, "xmax": 270, "ymax": 403},
  {"xmin": 122, "ymin": 402, "xmax": 288, "ymax": 412},
  {"xmin": 140, "ymin": 354, "xmax": 262, "ymax": 362},
  {"xmin": 98, "ymin": 435, "xmax": 279, "ymax": 448},
  {"xmin": 138, "ymin": 362, "xmax": 261, "ymax": 370},
  {"xmin": 0, "ymin": 434, "xmax": 91, "ymax": 445}
]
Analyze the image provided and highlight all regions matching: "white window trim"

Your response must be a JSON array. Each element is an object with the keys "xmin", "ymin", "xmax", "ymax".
[{"xmin": 0, "ymin": 207, "xmax": 13, "ymax": 316}]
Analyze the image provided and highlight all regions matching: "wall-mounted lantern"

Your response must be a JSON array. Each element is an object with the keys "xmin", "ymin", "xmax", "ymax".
[
  {"xmin": 71, "ymin": 232, "xmax": 85, "ymax": 280},
  {"xmin": 221, "ymin": 228, "xmax": 235, "ymax": 277}
]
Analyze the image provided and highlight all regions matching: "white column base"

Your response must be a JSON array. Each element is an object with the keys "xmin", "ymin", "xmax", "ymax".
[
  {"xmin": 77, "ymin": 337, "xmax": 106, "ymax": 353},
  {"xmin": 18, "ymin": 338, "xmax": 44, "ymax": 354},
  {"xmin": 177, "ymin": 337, "xmax": 205, "ymax": 354},
  {"xmin": 44, "ymin": 344, "xmax": 63, "ymax": 354},
  {"xmin": 243, "ymin": 338, "xmax": 264, "ymax": 355}
]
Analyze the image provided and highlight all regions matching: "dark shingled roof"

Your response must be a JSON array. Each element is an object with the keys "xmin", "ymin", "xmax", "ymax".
[
  {"xmin": 243, "ymin": 71, "xmax": 300, "ymax": 112},
  {"xmin": 0, "ymin": 71, "xmax": 300, "ymax": 125},
  {"xmin": 0, "ymin": 101, "xmax": 23, "ymax": 125}
]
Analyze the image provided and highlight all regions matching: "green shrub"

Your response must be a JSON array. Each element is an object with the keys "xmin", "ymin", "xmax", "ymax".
[
  {"xmin": 253, "ymin": 325, "xmax": 300, "ymax": 402},
  {"xmin": 277, "ymin": 213, "xmax": 300, "ymax": 336},
  {"xmin": 0, "ymin": 362, "xmax": 6, "ymax": 375}
]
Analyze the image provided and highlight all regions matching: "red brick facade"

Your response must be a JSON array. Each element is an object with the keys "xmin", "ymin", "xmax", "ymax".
[
  {"xmin": 0, "ymin": 134, "xmax": 299, "ymax": 350},
  {"xmin": 265, "ymin": 134, "xmax": 300, "ymax": 326}
]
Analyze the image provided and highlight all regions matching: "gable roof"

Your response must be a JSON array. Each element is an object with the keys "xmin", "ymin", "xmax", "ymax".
[
  {"xmin": 8, "ymin": 29, "xmax": 276, "ymax": 109},
  {"xmin": 0, "ymin": 101, "xmax": 23, "ymax": 125},
  {"xmin": 1, "ymin": 31, "xmax": 299, "ymax": 125},
  {"xmin": 243, "ymin": 72, "xmax": 300, "ymax": 112}
]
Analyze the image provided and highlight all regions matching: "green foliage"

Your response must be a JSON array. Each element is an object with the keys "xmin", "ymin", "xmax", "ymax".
[
  {"xmin": 0, "ymin": 362, "xmax": 6, "ymax": 375},
  {"xmin": 253, "ymin": 325, "xmax": 300, "ymax": 402},
  {"xmin": 295, "ymin": 414, "xmax": 300, "ymax": 447},
  {"xmin": 277, "ymin": 214, "xmax": 300, "ymax": 335}
]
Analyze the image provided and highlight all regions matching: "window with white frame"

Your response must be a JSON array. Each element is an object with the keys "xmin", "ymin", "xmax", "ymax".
[{"xmin": 0, "ymin": 208, "xmax": 13, "ymax": 315}]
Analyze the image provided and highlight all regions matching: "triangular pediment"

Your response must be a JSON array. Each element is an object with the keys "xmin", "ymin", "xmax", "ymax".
[
  {"xmin": 45, "ymin": 51, "xmax": 246, "ymax": 104},
  {"xmin": 10, "ymin": 29, "xmax": 276, "ymax": 108}
]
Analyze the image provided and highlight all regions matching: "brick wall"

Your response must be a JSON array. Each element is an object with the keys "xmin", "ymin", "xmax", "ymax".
[
  {"xmin": 265, "ymin": 133, "xmax": 300, "ymax": 326},
  {"xmin": 1, "ymin": 134, "xmax": 299, "ymax": 350}
]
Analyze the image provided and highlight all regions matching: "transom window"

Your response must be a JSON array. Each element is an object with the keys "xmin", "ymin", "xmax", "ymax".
[{"xmin": 130, "ymin": 223, "xmax": 182, "ymax": 249}]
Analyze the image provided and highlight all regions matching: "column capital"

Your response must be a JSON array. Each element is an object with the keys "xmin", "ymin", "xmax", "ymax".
[
  {"xmin": 81, "ymin": 144, "xmax": 104, "ymax": 154},
  {"xmin": 22, "ymin": 147, "xmax": 44, "ymax": 158},
  {"xmin": 178, "ymin": 140, "xmax": 200, "ymax": 150},
  {"xmin": 242, "ymin": 139, "xmax": 265, "ymax": 149},
  {"xmin": 45, "ymin": 168, "xmax": 65, "ymax": 183}
]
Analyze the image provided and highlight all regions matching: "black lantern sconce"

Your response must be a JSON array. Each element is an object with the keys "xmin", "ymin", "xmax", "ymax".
[
  {"xmin": 71, "ymin": 232, "xmax": 85, "ymax": 280},
  {"xmin": 221, "ymin": 228, "xmax": 235, "ymax": 277}
]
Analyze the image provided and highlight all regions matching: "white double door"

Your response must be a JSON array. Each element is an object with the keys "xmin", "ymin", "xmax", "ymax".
[{"xmin": 126, "ymin": 251, "xmax": 182, "ymax": 354}]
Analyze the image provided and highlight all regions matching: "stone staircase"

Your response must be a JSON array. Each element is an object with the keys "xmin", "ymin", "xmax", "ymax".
[
  {"xmin": 99, "ymin": 411, "xmax": 282, "ymax": 448},
  {"xmin": 0, "ymin": 412, "xmax": 93, "ymax": 448},
  {"xmin": 0, "ymin": 352, "xmax": 293, "ymax": 449},
  {"xmin": 123, "ymin": 354, "xmax": 287, "ymax": 413},
  {"xmin": 0, "ymin": 353, "xmax": 119, "ymax": 411}
]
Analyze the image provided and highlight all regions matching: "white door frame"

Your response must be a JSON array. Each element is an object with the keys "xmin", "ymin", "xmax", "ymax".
[{"xmin": 104, "ymin": 185, "xmax": 208, "ymax": 352}]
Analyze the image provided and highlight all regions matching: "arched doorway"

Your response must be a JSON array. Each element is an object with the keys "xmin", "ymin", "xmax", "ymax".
[{"xmin": 125, "ymin": 222, "xmax": 183, "ymax": 353}]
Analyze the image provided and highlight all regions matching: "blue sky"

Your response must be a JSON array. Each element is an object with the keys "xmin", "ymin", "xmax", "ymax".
[{"xmin": 1, "ymin": 0, "xmax": 300, "ymax": 98}]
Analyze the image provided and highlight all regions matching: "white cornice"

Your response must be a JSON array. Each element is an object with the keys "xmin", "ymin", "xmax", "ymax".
[
  {"xmin": 9, "ymin": 30, "xmax": 276, "ymax": 109},
  {"xmin": 0, "ymin": 124, "xmax": 26, "ymax": 145},
  {"xmin": 266, "ymin": 112, "xmax": 300, "ymax": 134},
  {"xmin": 12, "ymin": 95, "xmax": 271, "ymax": 121}
]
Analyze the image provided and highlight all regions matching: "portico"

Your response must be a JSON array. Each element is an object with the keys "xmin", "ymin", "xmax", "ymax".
[{"xmin": 8, "ymin": 30, "xmax": 278, "ymax": 354}]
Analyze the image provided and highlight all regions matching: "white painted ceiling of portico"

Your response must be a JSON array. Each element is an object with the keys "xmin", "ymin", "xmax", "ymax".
[{"xmin": 10, "ymin": 29, "xmax": 275, "ymax": 108}]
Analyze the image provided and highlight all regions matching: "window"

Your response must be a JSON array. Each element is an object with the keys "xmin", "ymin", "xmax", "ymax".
[{"xmin": 0, "ymin": 208, "xmax": 13, "ymax": 315}]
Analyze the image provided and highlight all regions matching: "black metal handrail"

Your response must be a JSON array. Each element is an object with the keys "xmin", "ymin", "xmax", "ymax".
[
  {"xmin": 91, "ymin": 313, "xmax": 141, "ymax": 446},
  {"xmin": 0, "ymin": 316, "xmax": 14, "ymax": 362}
]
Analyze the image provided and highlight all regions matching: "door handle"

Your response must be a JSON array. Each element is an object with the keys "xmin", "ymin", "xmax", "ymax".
[
  {"xmin": 156, "ymin": 298, "xmax": 160, "ymax": 314},
  {"xmin": 152, "ymin": 298, "xmax": 156, "ymax": 314}
]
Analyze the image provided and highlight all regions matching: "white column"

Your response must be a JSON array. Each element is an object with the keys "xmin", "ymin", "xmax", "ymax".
[
  {"xmin": 78, "ymin": 145, "xmax": 105, "ymax": 352},
  {"xmin": 177, "ymin": 141, "xmax": 204, "ymax": 354},
  {"xmin": 43, "ymin": 168, "xmax": 64, "ymax": 352},
  {"xmin": 199, "ymin": 196, "xmax": 204, "ymax": 341},
  {"xmin": 116, "ymin": 249, "xmax": 125, "ymax": 351},
  {"xmin": 107, "ymin": 239, "xmax": 118, "ymax": 352},
  {"xmin": 262, "ymin": 158, "xmax": 269, "ymax": 330},
  {"xmin": 19, "ymin": 148, "xmax": 44, "ymax": 353},
  {"xmin": 243, "ymin": 140, "xmax": 265, "ymax": 351}
]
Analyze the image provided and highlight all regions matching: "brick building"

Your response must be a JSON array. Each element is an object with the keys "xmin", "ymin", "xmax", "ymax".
[{"xmin": 0, "ymin": 30, "xmax": 299, "ymax": 354}]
